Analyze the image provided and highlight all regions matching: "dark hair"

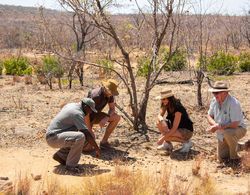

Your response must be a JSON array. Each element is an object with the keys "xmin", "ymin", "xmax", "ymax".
[{"xmin": 161, "ymin": 96, "xmax": 181, "ymax": 114}]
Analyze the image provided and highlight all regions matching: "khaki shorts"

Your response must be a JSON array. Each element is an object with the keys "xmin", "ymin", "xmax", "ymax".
[
  {"xmin": 178, "ymin": 128, "xmax": 193, "ymax": 140},
  {"xmin": 90, "ymin": 112, "xmax": 109, "ymax": 124}
]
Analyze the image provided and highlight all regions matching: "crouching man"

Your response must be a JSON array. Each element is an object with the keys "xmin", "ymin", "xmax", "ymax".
[
  {"xmin": 207, "ymin": 81, "xmax": 247, "ymax": 166},
  {"xmin": 46, "ymin": 98, "xmax": 100, "ymax": 173}
]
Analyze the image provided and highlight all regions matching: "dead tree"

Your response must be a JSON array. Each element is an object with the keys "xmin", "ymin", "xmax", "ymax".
[{"xmin": 59, "ymin": 0, "xmax": 183, "ymax": 132}]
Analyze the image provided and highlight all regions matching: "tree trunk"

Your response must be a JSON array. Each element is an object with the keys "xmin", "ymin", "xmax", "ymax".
[
  {"xmin": 196, "ymin": 70, "xmax": 204, "ymax": 107},
  {"xmin": 78, "ymin": 66, "xmax": 84, "ymax": 86},
  {"xmin": 58, "ymin": 78, "xmax": 62, "ymax": 89},
  {"xmin": 68, "ymin": 63, "xmax": 75, "ymax": 89},
  {"xmin": 48, "ymin": 79, "xmax": 52, "ymax": 89},
  {"xmin": 138, "ymin": 99, "xmax": 149, "ymax": 132}
]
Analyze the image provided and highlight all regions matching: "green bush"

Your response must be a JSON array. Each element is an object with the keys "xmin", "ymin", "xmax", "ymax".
[
  {"xmin": 0, "ymin": 61, "xmax": 3, "ymax": 75},
  {"xmin": 238, "ymin": 52, "xmax": 250, "ymax": 72},
  {"xmin": 160, "ymin": 48, "xmax": 187, "ymax": 71},
  {"xmin": 42, "ymin": 55, "xmax": 64, "ymax": 78},
  {"xmin": 3, "ymin": 56, "xmax": 32, "ymax": 75},
  {"xmin": 137, "ymin": 56, "xmax": 154, "ymax": 77},
  {"xmin": 196, "ymin": 54, "xmax": 209, "ymax": 70},
  {"xmin": 97, "ymin": 59, "xmax": 114, "ymax": 76},
  {"xmin": 207, "ymin": 51, "xmax": 237, "ymax": 75}
]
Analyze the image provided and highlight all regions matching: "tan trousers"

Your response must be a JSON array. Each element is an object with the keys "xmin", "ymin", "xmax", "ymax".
[
  {"xmin": 46, "ymin": 131, "xmax": 86, "ymax": 167},
  {"xmin": 218, "ymin": 127, "xmax": 247, "ymax": 161}
]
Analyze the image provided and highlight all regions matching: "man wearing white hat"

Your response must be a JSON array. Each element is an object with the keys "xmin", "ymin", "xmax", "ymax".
[{"xmin": 207, "ymin": 81, "xmax": 247, "ymax": 165}]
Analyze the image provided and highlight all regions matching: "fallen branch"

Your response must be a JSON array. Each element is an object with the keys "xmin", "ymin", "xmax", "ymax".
[{"xmin": 156, "ymin": 79, "xmax": 194, "ymax": 85}]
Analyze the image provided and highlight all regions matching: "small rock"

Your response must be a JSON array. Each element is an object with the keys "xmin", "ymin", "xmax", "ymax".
[
  {"xmin": 0, "ymin": 177, "xmax": 9, "ymax": 180},
  {"xmin": 31, "ymin": 174, "xmax": 42, "ymax": 181}
]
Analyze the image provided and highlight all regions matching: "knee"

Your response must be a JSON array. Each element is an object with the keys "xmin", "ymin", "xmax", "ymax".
[
  {"xmin": 156, "ymin": 122, "xmax": 160, "ymax": 129},
  {"xmin": 223, "ymin": 131, "xmax": 234, "ymax": 141},
  {"xmin": 113, "ymin": 113, "xmax": 121, "ymax": 122},
  {"xmin": 75, "ymin": 133, "xmax": 85, "ymax": 145}
]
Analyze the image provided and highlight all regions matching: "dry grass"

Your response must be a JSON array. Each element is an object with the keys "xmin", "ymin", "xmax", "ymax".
[
  {"xmin": 242, "ymin": 151, "xmax": 250, "ymax": 172},
  {"xmin": 1, "ymin": 165, "xmax": 197, "ymax": 195},
  {"xmin": 192, "ymin": 155, "xmax": 203, "ymax": 176},
  {"xmin": 193, "ymin": 173, "xmax": 216, "ymax": 195},
  {"xmin": 14, "ymin": 173, "xmax": 31, "ymax": 195}
]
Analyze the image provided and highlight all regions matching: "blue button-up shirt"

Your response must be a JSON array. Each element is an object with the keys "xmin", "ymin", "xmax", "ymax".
[{"xmin": 208, "ymin": 95, "xmax": 246, "ymax": 128}]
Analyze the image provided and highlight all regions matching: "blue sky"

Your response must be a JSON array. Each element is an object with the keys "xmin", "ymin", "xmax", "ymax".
[{"xmin": 0, "ymin": 0, "xmax": 249, "ymax": 15}]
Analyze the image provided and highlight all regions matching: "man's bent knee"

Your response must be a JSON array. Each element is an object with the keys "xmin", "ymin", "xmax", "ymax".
[{"xmin": 110, "ymin": 113, "xmax": 121, "ymax": 122}]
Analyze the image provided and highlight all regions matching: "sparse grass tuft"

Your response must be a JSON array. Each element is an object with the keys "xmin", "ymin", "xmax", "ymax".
[
  {"xmin": 15, "ymin": 173, "xmax": 31, "ymax": 195},
  {"xmin": 242, "ymin": 151, "xmax": 250, "ymax": 172},
  {"xmin": 79, "ymin": 165, "xmax": 185, "ymax": 195},
  {"xmin": 194, "ymin": 173, "xmax": 216, "ymax": 194},
  {"xmin": 192, "ymin": 155, "xmax": 203, "ymax": 176}
]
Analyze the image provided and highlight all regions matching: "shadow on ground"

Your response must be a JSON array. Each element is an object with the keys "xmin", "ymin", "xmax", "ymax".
[
  {"xmin": 53, "ymin": 164, "xmax": 110, "ymax": 176},
  {"xmin": 82, "ymin": 146, "xmax": 137, "ymax": 165},
  {"xmin": 170, "ymin": 149, "xmax": 200, "ymax": 161}
]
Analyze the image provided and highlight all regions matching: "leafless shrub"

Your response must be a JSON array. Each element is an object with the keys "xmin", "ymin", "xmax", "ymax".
[
  {"xmin": 14, "ymin": 173, "xmax": 31, "ymax": 195},
  {"xmin": 194, "ymin": 173, "xmax": 216, "ymax": 194},
  {"xmin": 242, "ymin": 151, "xmax": 250, "ymax": 172},
  {"xmin": 192, "ymin": 155, "xmax": 203, "ymax": 176},
  {"xmin": 24, "ymin": 75, "xmax": 32, "ymax": 85},
  {"xmin": 13, "ymin": 75, "xmax": 21, "ymax": 83}
]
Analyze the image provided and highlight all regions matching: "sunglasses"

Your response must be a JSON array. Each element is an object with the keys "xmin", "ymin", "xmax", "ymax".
[{"xmin": 212, "ymin": 92, "xmax": 222, "ymax": 95}]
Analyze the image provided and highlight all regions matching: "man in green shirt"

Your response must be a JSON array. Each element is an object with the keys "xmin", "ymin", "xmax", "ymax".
[{"xmin": 46, "ymin": 98, "xmax": 100, "ymax": 173}]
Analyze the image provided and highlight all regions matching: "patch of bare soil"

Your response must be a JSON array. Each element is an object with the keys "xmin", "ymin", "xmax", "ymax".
[{"xmin": 0, "ymin": 72, "xmax": 249, "ymax": 194}]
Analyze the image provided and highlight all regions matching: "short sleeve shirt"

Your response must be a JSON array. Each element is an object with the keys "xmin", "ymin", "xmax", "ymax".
[
  {"xmin": 47, "ymin": 103, "xmax": 87, "ymax": 134},
  {"xmin": 88, "ymin": 87, "xmax": 114, "ymax": 112},
  {"xmin": 208, "ymin": 95, "xmax": 246, "ymax": 128},
  {"xmin": 166, "ymin": 103, "xmax": 193, "ymax": 131}
]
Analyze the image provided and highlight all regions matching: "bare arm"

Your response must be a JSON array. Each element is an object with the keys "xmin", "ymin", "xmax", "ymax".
[
  {"xmin": 157, "ymin": 112, "xmax": 181, "ymax": 145},
  {"xmin": 108, "ymin": 102, "xmax": 116, "ymax": 116},
  {"xmin": 206, "ymin": 114, "xmax": 220, "ymax": 133},
  {"xmin": 84, "ymin": 114, "xmax": 95, "ymax": 138},
  {"xmin": 81, "ymin": 130, "xmax": 100, "ymax": 158},
  {"xmin": 158, "ymin": 107, "xmax": 166, "ymax": 122},
  {"xmin": 169, "ymin": 112, "xmax": 182, "ymax": 134},
  {"xmin": 207, "ymin": 114, "xmax": 217, "ymax": 126},
  {"xmin": 206, "ymin": 114, "xmax": 240, "ymax": 133},
  {"xmin": 220, "ymin": 121, "xmax": 240, "ymax": 129}
]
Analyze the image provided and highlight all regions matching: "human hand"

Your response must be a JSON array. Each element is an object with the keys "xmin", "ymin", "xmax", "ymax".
[
  {"xmin": 157, "ymin": 136, "xmax": 165, "ymax": 145},
  {"xmin": 95, "ymin": 148, "xmax": 101, "ymax": 158},
  {"xmin": 206, "ymin": 124, "xmax": 220, "ymax": 133},
  {"xmin": 99, "ymin": 117, "xmax": 109, "ymax": 128}
]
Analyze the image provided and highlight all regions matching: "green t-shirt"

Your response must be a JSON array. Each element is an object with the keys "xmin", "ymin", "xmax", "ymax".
[{"xmin": 47, "ymin": 103, "xmax": 88, "ymax": 134}]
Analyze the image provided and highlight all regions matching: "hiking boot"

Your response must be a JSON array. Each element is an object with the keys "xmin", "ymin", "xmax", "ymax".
[
  {"xmin": 157, "ymin": 141, "xmax": 173, "ymax": 151},
  {"xmin": 100, "ymin": 142, "xmax": 111, "ymax": 149},
  {"xmin": 179, "ymin": 140, "xmax": 193, "ymax": 153},
  {"xmin": 53, "ymin": 153, "xmax": 66, "ymax": 165},
  {"xmin": 228, "ymin": 158, "xmax": 241, "ymax": 167},
  {"xmin": 237, "ymin": 142, "xmax": 245, "ymax": 151},
  {"xmin": 65, "ymin": 165, "xmax": 82, "ymax": 173}
]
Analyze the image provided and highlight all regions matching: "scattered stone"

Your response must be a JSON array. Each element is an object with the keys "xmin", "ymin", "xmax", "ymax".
[
  {"xmin": 31, "ymin": 174, "xmax": 42, "ymax": 181},
  {"xmin": 0, "ymin": 177, "xmax": 9, "ymax": 180}
]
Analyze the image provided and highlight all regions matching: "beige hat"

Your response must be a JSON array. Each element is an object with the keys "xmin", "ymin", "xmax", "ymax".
[
  {"xmin": 208, "ymin": 81, "xmax": 231, "ymax": 92},
  {"xmin": 102, "ymin": 79, "xmax": 119, "ymax": 96},
  {"xmin": 155, "ymin": 89, "xmax": 174, "ymax": 100}
]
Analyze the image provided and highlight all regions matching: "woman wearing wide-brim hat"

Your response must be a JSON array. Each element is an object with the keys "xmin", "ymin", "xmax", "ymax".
[{"xmin": 156, "ymin": 89, "xmax": 194, "ymax": 153}]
